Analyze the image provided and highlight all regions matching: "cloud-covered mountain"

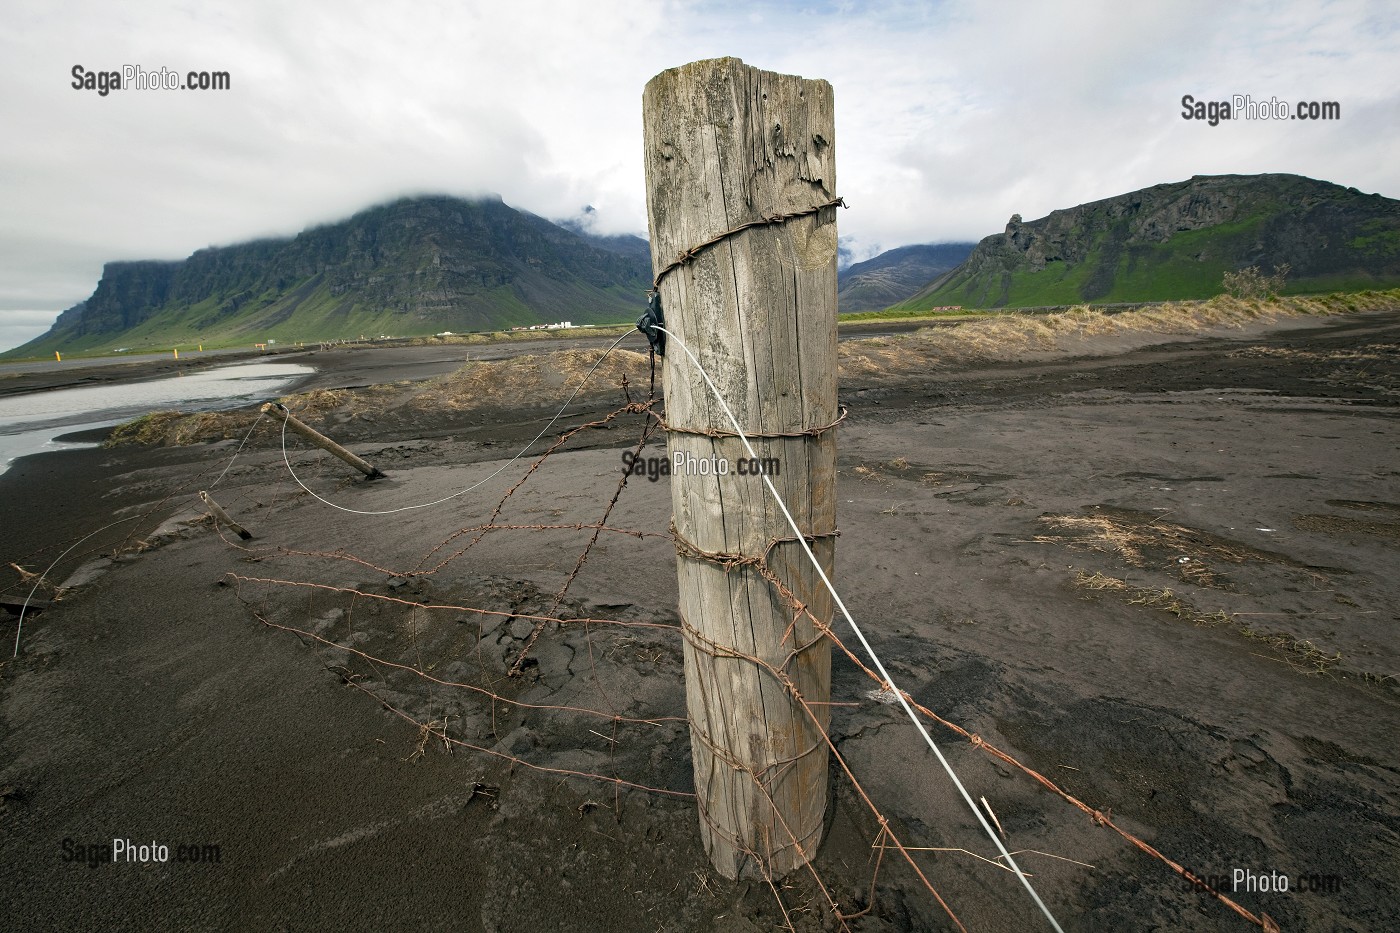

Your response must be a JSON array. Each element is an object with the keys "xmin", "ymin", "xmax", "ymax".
[{"xmin": 9, "ymin": 195, "xmax": 652, "ymax": 356}]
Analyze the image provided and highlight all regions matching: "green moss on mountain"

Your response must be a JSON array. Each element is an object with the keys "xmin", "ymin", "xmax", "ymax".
[
  {"xmin": 900, "ymin": 174, "xmax": 1400, "ymax": 310},
  {"xmin": 7, "ymin": 195, "xmax": 649, "ymax": 357}
]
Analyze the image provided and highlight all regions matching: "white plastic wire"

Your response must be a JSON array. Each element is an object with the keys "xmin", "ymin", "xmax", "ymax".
[
  {"xmin": 13, "ymin": 409, "xmax": 269, "ymax": 658},
  {"xmin": 207, "ymin": 409, "xmax": 266, "ymax": 489},
  {"xmin": 278, "ymin": 332, "xmax": 634, "ymax": 516},
  {"xmin": 650, "ymin": 323, "xmax": 1065, "ymax": 933}
]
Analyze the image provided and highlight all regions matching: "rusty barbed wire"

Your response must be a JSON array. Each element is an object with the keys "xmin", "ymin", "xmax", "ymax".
[
  {"xmin": 694, "ymin": 532, "xmax": 1284, "ymax": 932},
  {"xmin": 508, "ymin": 401, "xmax": 663, "ymax": 679},
  {"xmin": 650, "ymin": 405, "xmax": 849, "ymax": 440},
  {"xmin": 7, "ymin": 363, "xmax": 1284, "ymax": 933},
  {"xmin": 649, "ymin": 196, "xmax": 847, "ymax": 294},
  {"xmin": 412, "ymin": 399, "xmax": 662, "ymax": 577}
]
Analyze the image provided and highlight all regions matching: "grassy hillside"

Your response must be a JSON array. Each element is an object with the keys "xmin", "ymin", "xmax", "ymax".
[
  {"xmin": 901, "ymin": 174, "xmax": 1400, "ymax": 311},
  {"xmin": 6, "ymin": 195, "xmax": 649, "ymax": 359},
  {"xmin": 24, "ymin": 282, "xmax": 636, "ymax": 356}
]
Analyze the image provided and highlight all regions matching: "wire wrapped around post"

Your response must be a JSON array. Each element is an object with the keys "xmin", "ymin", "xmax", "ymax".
[{"xmin": 643, "ymin": 56, "xmax": 841, "ymax": 881}]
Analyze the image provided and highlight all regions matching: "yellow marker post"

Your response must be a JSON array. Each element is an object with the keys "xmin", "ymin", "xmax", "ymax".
[
  {"xmin": 173, "ymin": 348, "xmax": 179, "ymax": 360},
  {"xmin": 55, "ymin": 351, "xmax": 61, "ymax": 362}
]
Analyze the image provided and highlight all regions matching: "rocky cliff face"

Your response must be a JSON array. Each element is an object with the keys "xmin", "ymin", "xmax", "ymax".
[
  {"xmin": 73, "ymin": 260, "xmax": 181, "ymax": 335},
  {"xmin": 16, "ymin": 195, "xmax": 653, "ymax": 354},
  {"xmin": 908, "ymin": 174, "xmax": 1400, "ymax": 309}
]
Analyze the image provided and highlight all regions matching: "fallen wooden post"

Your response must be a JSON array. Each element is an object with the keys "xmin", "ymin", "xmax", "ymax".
[
  {"xmin": 259, "ymin": 402, "xmax": 385, "ymax": 479},
  {"xmin": 199, "ymin": 491, "xmax": 253, "ymax": 540},
  {"xmin": 643, "ymin": 57, "xmax": 840, "ymax": 881}
]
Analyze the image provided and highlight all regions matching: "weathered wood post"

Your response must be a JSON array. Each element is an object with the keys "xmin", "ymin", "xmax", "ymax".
[
  {"xmin": 260, "ymin": 402, "xmax": 385, "ymax": 479},
  {"xmin": 199, "ymin": 490, "xmax": 253, "ymax": 540},
  {"xmin": 643, "ymin": 57, "xmax": 839, "ymax": 880}
]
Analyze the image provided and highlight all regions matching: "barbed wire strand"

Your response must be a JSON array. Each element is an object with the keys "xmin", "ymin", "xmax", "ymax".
[
  {"xmin": 259, "ymin": 522, "xmax": 668, "ymax": 580},
  {"xmin": 12, "ymin": 332, "xmax": 1282, "ymax": 929},
  {"xmin": 649, "ymin": 197, "xmax": 847, "ymax": 294},
  {"xmin": 240, "ymin": 594, "xmax": 694, "ymax": 800},
  {"xmin": 220, "ymin": 384, "xmax": 1273, "ymax": 929},
  {"xmin": 231, "ymin": 583, "xmax": 683, "ymax": 726},
  {"xmin": 276, "ymin": 331, "xmax": 634, "ymax": 516},
  {"xmin": 410, "ymin": 398, "xmax": 660, "ymax": 576}
]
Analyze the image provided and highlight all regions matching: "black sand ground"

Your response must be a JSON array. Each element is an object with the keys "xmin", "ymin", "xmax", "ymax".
[{"xmin": 1, "ymin": 312, "xmax": 1397, "ymax": 932}]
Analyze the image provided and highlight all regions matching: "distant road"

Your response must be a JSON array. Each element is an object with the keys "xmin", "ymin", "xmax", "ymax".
[{"xmin": 0, "ymin": 346, "xmax": 254, "ymax": 376}]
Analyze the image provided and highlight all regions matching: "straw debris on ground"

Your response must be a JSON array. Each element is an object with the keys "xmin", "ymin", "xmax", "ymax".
[
  {"xmin": 1035, "ymin": 509, "xmax": 1285, "ymax": 590},
  {"xmin": 409, "ymin": 348, "xmax": 652, "ymax": 411},
  {"xmin": 1071, "ymin": 570, "xmax": 1341, "ymax": 674},
  {"xmin": 105, "ymin": 290, "xmax": 1400, "ymax": 448},
  {"xmin": 839, "ymin": 289, "xmax": 1400, "ymax": 377}
]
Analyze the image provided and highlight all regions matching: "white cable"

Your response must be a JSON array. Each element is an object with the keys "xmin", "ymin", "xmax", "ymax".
[
  {"xmin": 208, "ymin": 409, "xmax": 265, "ymax": 489},
  {"xmin": 11, "ymin": 516, "xmax": 142, "ymax": 658},
  {"xmin": 13, "ymin": 410, "xmax": 272, "ymax": 658},
  {"xmin": 279, "ymin": 332, "xmax": 634, "ymax": 516},
  {"xmin": 14, "ymin": 331, "xmax": 633, "ymax": 650},
  {"xmin": 651, "ymin": 323, "xmax": 1065, "ymax": 933}
]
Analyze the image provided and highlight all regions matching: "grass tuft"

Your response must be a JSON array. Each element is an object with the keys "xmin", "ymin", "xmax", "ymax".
[
  {"xmin": 104, "ymin": 410, "xmax": 259, "ymax": 448},
  {"xmin": 839, "ymin": 289, "xmax": 1400, "ymax": 377},
  {"xmin": 1071, "ymin": 569, "xmax": 1341, "ymax": 674},
  {"xmin": 411, "ymin": 348, "xmax": 651, "ymax": 411}
]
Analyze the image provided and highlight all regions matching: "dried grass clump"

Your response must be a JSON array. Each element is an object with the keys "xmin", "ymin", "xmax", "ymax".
[
  {"xmin": 277, "ymin": 384, "xmax": 403, "ymax": 425},
  {"xmin": 1071, "ymin": 570, "xmax": 1339, "ymax": 674},
  {"xmin": 1237, "ymin": 627, "xmax": 1343, "ymax": 674},
  {"xmin": 105, "ymin": 410, "xmax": 260, "ymax": 447},
  {"xmin": 412, "ymin": 348, "xmax": 652, "ymax": 411},
  {"xmin": 1072, "ymin": 571, "xmax": 1223, "ymax": 624},
  {"xmin": 290, "ymin": 388, "xmax": 353, "ymax": 415},
  {"xmin": 1038, "ymin": 510, "xmax": 1275, "ymax": 589},
  {"xmin": 836, "ymin": 288, "xmax": 1400, "ymax": 378},
  {"xmin": 1074, "ymin": 569, "xmax": 1232, "ymax": 625}
]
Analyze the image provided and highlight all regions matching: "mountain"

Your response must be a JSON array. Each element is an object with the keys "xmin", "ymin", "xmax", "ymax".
[
  {"xmin": 900, "ymin": 174, "xmax": 1400, "ymax": 310},
  {"xmin": 9, "ymin": 195, "xmax": 652, "ymax": 357},
  {"xmin": 557, "ymin": 209, "xmax": 652, "ymax": 265},
  {"xmin": 837, "ymin": 243, "xmax": 974, "ymax": 312}
]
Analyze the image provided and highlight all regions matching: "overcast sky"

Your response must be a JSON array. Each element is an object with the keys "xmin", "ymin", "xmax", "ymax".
[{"xmin": 2, "ymin": 0, "xmax": 1397, "ymax": 351}]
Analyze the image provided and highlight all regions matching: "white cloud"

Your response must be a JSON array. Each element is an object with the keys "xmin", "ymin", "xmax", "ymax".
[
  {"xmin": 0, "ymin": 310, "xmax": 68, "ymax": 353},
  {"xmin": 2, "ymin": 0, "xmax": 1398, "ymax": 350}
]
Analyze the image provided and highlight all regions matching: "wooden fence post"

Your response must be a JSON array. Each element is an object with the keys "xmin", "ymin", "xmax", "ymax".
[
  {"xmin": 643, "ymin": 57, "xmax": 839, "ymax": 880},
  {"xmin": 199, "ymin": 490, "xmax": 253, "ymax": 540},
  {"xmin": 260, "ymin": 402, "xmax": 386, "ymax": 479}
]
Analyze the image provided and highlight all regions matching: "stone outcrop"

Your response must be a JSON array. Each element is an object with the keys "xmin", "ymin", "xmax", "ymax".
[{"xmin": 910, "ymin": 174, "xmax": 1400, "ymax": 308}]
